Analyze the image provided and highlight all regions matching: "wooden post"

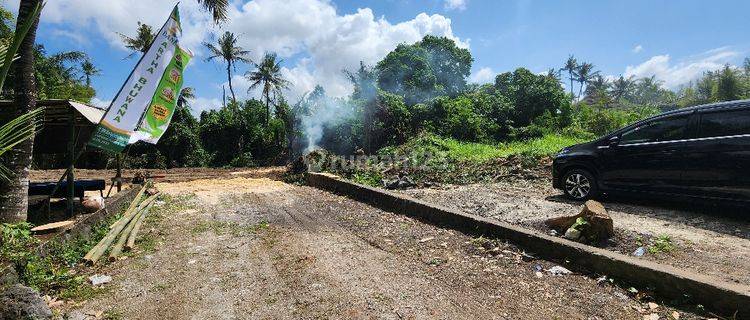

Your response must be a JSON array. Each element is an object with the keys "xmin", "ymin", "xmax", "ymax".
[
  {"xmin": 115, "ymin": 153, "xmax": 122, "ymax": 192},
  {"xmin": 66, "ymin": 107, "xmax": 76, "ymax": 217}
]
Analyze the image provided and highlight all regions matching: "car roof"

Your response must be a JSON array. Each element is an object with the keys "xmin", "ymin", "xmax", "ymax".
[
  {"xmin": 599, "ymin": 99, "xmax": 750, "ymax": 140},
  {"xmin": 661, "ymin": 99, "xmax": 750, "ymax": 116}
]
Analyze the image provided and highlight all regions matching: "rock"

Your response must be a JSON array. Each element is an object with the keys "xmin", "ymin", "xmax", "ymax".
[
  {"xmin": 81, "ymin": 196, "xmax": 104, "ymax": 213},
  {"xmin": 671, "ymin": 311, "xmax": 680, "ymax": 319},
  {"xmin": 545, "ymin": 200, "xmax": 614, "ymax": 243},
  {"xmin": 0, "ymin": 284, "xmax": 53, "ymax": 320},
  {"xmin": 88, "ymin": 274, "xmax": 112, "ymax": 286},
  {"xmin": 145, "ymin": 187, "xmax": 159, "ymax": 196},
  {"xmin": 564, "ymin": 227, "xmax": 581, "ymax": 241},
  {"xmin": 648, "ymin": 302, "xmax": 659, "ymax": 310},
  {"xmin": 547, "ymin": 266, "xmax": 572, "ymax": 276},
  {"xmin": 643, "ymin": 313, "xmax": 659, "ymax": 320},
  {"xmin": 0, "ymin": 265, "xmax": 18, "ymax": 288}
]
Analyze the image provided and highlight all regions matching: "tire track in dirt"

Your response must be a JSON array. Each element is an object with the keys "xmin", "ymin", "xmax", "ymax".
[{"xmin": 66, "ymin": 173, "xmax": 700, "ymax": 319}]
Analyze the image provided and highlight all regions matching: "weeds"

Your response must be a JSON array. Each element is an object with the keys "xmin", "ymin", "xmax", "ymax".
[{"xmin": 649, "ymin": 235, "xmax": 676, "ymax": 254}]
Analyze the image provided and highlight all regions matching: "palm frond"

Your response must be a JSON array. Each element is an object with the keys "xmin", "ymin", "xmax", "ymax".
[
  {"xmin": 0, "ymin": 1, "xmax": 43, "ymax": 90},
  {"xmin": 196, "ymin": 0, "xmax": 229, "ymax": 23},
  {"xmin": 0, "ymin": 108, "xmax": 44, "ymax": 182}
]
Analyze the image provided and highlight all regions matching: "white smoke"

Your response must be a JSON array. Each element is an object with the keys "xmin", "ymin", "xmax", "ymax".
[{"xmin": 301, "ymin": 93, "xmax": 356, "ymax": 153}]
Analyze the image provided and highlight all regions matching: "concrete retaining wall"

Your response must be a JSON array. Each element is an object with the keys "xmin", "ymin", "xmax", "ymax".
[{"xmin": 308, "ymin": 172, "xmax": 750, "ymax": 318}]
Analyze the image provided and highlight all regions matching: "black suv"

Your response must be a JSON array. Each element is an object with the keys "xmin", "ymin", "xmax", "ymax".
[{"xmin": 553, "ymin": 100, "xmax": 750, "ymax": 201}]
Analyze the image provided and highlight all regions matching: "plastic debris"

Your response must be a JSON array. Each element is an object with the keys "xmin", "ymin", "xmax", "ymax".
[
  {"xmin": 633, "ymin": 247, "xmax": 646, "ymax": 257},
  {"xmin": 547, "ymin": 266, "xmax": 572, "ymax": 276},
  {"xmin": 88, "ymin": 274, "xmax": 112, "ymax": 286}
]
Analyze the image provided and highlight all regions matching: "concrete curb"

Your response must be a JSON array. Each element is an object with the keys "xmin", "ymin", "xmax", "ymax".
[{"xmin": 308, "ymin": 172, "xmax": 750, "ymax": 318}]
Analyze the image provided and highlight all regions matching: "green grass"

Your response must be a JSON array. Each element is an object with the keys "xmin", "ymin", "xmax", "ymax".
[{"xmin": 383, "ymin": 133, "xmax": 585, "ymax": 163}]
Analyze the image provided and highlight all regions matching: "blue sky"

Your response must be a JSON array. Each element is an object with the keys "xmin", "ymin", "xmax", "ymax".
[{"xmin": 4, "ymin": 0, "xmax": 749, "ymax": 114}]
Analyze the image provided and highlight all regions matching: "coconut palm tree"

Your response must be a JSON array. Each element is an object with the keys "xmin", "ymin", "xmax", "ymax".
[
  {"xmin": 0, "ymin": 0, "xmax": 42, "ymax": 223},
  {"xmin": 560, "ymin": 55, "xmax": 578, "ymax": 99},
  {"xmin": 610, "ymin": 75, "xmax": 636, "ymax": 103},
  {"xmin": 204, "ymin": 31, "xmax": 252, "ymax": 105},
  {"xmin": 576, "ymin": 62, "xmax": 599, "ymax": 98},
  {"xmin": 79, "ymin": 59, "xmax": 101, "ymax": 88},
  {"xmin": 118, "ymin": 21, "xmax": 155, "ymax": 59},
  {"xmin": 177, "ymin": 87, "xmax": 195, "ymax": 111},
  {"xmin": 245, "ymin": 52, "xmax": 290, "ymax": 125}
]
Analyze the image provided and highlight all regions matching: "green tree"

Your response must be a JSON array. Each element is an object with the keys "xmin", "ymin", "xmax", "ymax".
[
  {"xmin": 576, "ymin": 62, "xmax": 599, "ymax": 98},
  {"xmin": 717, "ymin": 64, "xmax": 741, "ymax": 101},
  {"xmin": 245, "ymin": 52, "xmax": 289, "ymax": 125},
  {"xmin": 494, "ymin": 67, "xmax": 568, "ymax": 128},
  {"xmin": 610, "ymin": 75, "xmax": 635, "ymax": 104},
  {"xmin": 117, "ymin": 21, "xmax": 155, "ymax": 58},
  {"xmin": 376, "ymin": 35, "xmax": 472, "ymax": 105},
  {"xmin": 79, "ymin": 58, "xmax": 101, "ymax": 88},
  {"xmin": 204, "ymin": 31, "xmax": 252, "ymax": 105},
  {"xmin": 561, "ymin": 55, "xmax": 578, "ymax": 99}
]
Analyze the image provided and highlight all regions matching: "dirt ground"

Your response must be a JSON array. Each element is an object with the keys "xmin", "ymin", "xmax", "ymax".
[
  {"xmin": 400, "ymin": 177, "xmax": 750, "ymax": 287},
  {"xmin": 61, "ymin": 168, "xmax": 702, "ymax": 319}
]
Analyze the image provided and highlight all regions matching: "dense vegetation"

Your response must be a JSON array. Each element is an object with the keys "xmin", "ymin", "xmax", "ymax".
[{"xmin": 4, "ymin": 6, "xmax": 750, "ymax": 170}]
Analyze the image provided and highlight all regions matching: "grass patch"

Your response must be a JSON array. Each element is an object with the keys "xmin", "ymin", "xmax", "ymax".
[
  {"xmin": 648, "ymin": 234, "xmax": 676, "ymax": 254},
  {"xmin": 381, "ymin": 133, "xmax": 585, "ymax": 164},
  {"xmin": 325, "ymin": 132, "xmax": 586, "ymax": 187}
]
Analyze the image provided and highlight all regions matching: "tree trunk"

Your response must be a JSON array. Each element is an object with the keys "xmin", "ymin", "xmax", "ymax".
[
  {"xmin": 0, "ymin": 0, "xmax": 41, "ymax": 223},
  {"xmin": 265, "ymin": 88, "xmax": 270, "ymax": 126},
  {"xmin": 226, "ymin": 63, "xmax": 236, "ymax": 105}
]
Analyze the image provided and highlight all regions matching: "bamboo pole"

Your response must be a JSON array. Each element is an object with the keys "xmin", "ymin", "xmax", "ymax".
[
  {"xmin": 83, "ymin": 184, "xmax": 147, "ymax": 262},
  {"xmin": 108, "ymin": 202, "xmax": 150, "ymax": 261},
  {"xmin": 125, "ymin": 202, "xmax": 152, "ymax": 251},
  {"xmin": 84, "ymin": 192, "xmax": 159, "ymax": 264},
  {"xmin": 109, "ymin": 184, "xmax": 148, "ymax": 229}
]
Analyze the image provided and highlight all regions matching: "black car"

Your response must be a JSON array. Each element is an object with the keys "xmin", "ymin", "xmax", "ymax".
[{"xmin": 552, "ymin": 100, "xmax": 750, "ymax": 201}]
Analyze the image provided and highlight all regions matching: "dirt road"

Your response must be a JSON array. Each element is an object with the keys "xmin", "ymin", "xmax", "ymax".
[
  {"xmin": 65, "ymin": 170, "xmax": 698, "ymax": 319},
  {"xmin": 401, "ymin": 178, "xmax": 750, "ymax": 287}
]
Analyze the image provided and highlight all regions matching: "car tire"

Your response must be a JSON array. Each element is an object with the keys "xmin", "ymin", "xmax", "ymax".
[{"xmin": 562, "ymin": 169, "xmax": 598, "ymax": 201}]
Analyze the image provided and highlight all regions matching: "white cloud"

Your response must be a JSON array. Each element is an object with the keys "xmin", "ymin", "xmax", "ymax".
[
  {"xmin": 32, "ymin": 0, "xmax": 468, "ymax": 111},
  {"xmin": 444, "ymin": 0, "xmax": 468, "ymax": 11},
  {"xmin": 623, "ymin": 47, "xmax": 739, "ymax": 89},
  {"xmin": 222, "ymin": 0, "xmax": 468, "ymax": 100},
  {"xmin": 190, "ymin": 96, "xmax": 223, "ymax": 115},
  {"xmin": 470, "ymin": 67, "xmax": 495, "ymax": 84},
  {"xmin": 632, "ymin": 44, "xmax": 643, "ymax": 53}
]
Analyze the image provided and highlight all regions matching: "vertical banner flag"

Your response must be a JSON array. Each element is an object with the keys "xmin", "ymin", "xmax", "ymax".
[{"xmin": 88, "ymin": 6, "xmax": 191, "ymax": 153}]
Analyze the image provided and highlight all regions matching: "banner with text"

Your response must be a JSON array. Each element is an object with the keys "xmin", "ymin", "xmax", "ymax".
[{"xmin": 88, "ymin": 6, "xmax": 190, "ymax": 153}]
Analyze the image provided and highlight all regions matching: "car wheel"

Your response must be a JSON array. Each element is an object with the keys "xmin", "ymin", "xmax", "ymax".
[{"xmin": 562, "ymin": 169, "xmax": 598, "ymax": 201}]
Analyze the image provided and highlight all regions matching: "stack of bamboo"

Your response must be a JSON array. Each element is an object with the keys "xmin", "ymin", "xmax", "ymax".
[{"xmin": 83, "ymin": 183, "xmax": 160, "ymax": 265}]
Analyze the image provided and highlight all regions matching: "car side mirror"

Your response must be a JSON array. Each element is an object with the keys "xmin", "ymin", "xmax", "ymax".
[{"xmin": 608, "ymin": 136, "xmax": 620, "ymax": 148}]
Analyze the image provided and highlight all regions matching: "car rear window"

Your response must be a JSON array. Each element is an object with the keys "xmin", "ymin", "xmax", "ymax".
[
  {"xmin": 698, "ymin": 108, "xmax": 750, "ymax": 138},
  {"xmin": 620, "ymin": 114, "xmax": 688, "ymax": 144}
]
